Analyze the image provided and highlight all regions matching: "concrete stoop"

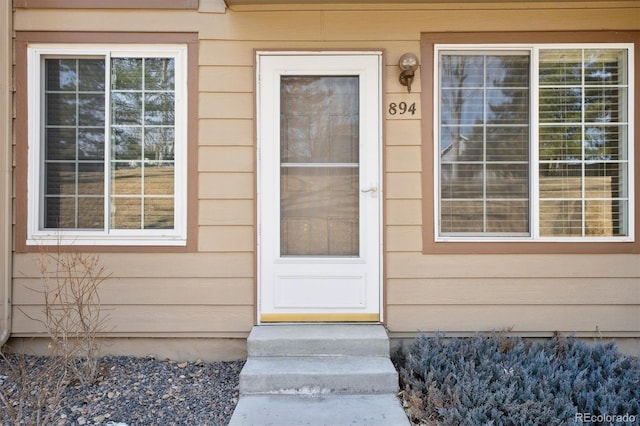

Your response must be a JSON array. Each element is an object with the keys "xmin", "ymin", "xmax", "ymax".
[{"xmin": 228, "ymin": 324, "xmax": 411, "ymax": 426}]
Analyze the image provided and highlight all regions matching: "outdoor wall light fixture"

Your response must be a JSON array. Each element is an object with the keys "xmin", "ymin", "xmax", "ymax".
[{"xmin": 398, "ymin": 53, "xmax": 419, "ymax": 93}]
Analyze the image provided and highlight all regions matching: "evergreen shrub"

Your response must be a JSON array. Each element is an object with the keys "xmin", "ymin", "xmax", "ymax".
[{"xmin": 393, "ymin": 333, "xmax": 639, "ymax": 425}]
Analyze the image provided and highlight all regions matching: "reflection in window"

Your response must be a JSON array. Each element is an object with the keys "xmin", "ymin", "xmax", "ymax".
[
  {"xmin": 437, "ymin": 46, "xmax": 631, "ymax": 239},
  {"xmin": 538, "ymin": 49, "xmax": 628, "ymax": 237},
  {"xmin": 439, "ymin": 53, "xmax": 530, "ymax": 235},
  {"xmin": 42, "ymin": 55, "xmax": 176, "ymax": 232}
]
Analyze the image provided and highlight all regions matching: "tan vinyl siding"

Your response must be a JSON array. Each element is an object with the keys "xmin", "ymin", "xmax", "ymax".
[{"xmin": 9, "ymin": 1, "xmax": 640, "ymax": 348}]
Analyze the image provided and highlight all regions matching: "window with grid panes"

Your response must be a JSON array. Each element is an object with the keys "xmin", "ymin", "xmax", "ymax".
[
  {"xmin": 27, "ymin": 45, "xmax": 187, "ymax": 245},
  {"xmin": 436, "ymin": 45, "xmax": 633, "ymax": 241}
]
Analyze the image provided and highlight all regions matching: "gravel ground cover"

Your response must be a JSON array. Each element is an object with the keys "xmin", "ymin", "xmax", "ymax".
[{"xmin": 0, "ymin": 354, "xmax": 244, "ymax": 426}]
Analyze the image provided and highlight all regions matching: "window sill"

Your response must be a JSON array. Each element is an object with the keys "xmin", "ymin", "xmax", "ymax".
[{"xmin": 27, "ymin": 234, "xmax": 187, "ymax": 247}]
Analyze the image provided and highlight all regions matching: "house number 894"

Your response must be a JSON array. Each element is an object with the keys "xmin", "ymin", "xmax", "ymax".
[{"xmin": 388, "ymin": 102, "xmax": 416, "ymax": 116}]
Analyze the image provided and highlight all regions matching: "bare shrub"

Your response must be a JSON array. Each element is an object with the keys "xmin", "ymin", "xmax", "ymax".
[{"xmin": 24, "ymin": 250, "xmax": 112, "ymax": 385}]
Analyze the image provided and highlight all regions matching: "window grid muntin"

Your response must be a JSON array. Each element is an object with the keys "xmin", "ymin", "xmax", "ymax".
[{"xmin": 435, "ymin": 43, "xmax": 633, "ymax": 242}]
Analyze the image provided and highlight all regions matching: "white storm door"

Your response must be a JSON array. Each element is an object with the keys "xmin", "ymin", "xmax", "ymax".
[{"xmin": 258, "ymin": 52, "xmax": 382, "ymax": 322}]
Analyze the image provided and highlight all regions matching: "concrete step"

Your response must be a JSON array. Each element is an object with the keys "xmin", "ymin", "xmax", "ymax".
[
  {"xmin": 239, "ymin": 355, "xmax": 399, "ymax": 395},
  {"xmin": 247, "ymin": 324, "xmax": 390, "ymax": 357},
  {"xmin": 228, "ymin": 394, "xmax": 410, "ymax": 426}
]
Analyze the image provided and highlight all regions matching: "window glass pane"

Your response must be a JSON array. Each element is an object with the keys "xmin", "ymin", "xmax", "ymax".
[
  {"xmin": 539, "ymin": 88, "xmax": 583, "ymax": 123},
  {"xmin": 111, "ymin": 197, "xmax": 142, "ymax": 229},
  {"xmin": 46, "ymin": 128, "xmax": 76, "ymax": 160},
  {"xmin": 585, "ymin": 87, "xmax": 627, "ymax": 123},
  {"xmin": 44, "ymin": 197, "xmax": 76, "ymax": 228},
  {"xmin": 111, "ymin": 165, "xmax": 141, "ymax": 195},
  {"xmin": 144, "ymin": 93, "xmax": 175, "ymax": 125},
  {"xmin": 486, "ymin": 127, "xmax": 528, "ymax": 161},
  {"xmin": 78, "ymin": 94, "xmax": 105, "ymax": 126},
  {"xmin": 78, "ymin": 129, "xmax": 105, "ymax": 160},
  {"xmin": 46, "ymin": 59, "xmax": 78, "ymax": 91},
  {"xmin": 539, "ymin": 49, "xmax": 582, "ymax": 85},
  {"xmin": 144, "ymin": 165, "xmax": 174, "ymax": 195},
  {"xmin": 77, "ymin": 163, "xmax": 104, "ymax": 196},
  {"xmin": 539, "ymin": 164, "xmax": 582, "ymax": 199},
  {"xmin": 144, "ymin": 198, "xmax": 174, "ymax": 229},
  {"xmin": 46, "ymin": 162, "xmax": 76, "ymax": 196},
  {"xmin": 44, "ymin": 59, "xmax": 106, "ymax": 230},
  {"xmin": 110, "ymin": 55, "xmax": 176, "ymax": 231},
  {"xmin": 112, "ymin": 127, "xmax": 143, "ymax": 160},
  {"xmin": 145, "ymin": 128, "xmax": 175, "ymax": 162},
  {"xmin": 441, "ymin": 126, "xmax": 483, "ymax": 161},
  {"xmin": 486, "ymin": 164, "xmax": 528, "ymax": 199},
  {"xmin": 439, "ymin": 52, "xmax": 530, "ymax": 235},
  {"xmin": 36, "ymin": 51, "xmax": 182, "ymax": 239},
  {"xmin": 112, "ymin": 58, "xmax": 143, "ymax": 90},
  {"xmin": 440, "ymin": 200, "xmax": 483, "ymax": 233},
  {"xmin": 584, "ymin": 49, "xmax": 627, "ymax": 85},
  {"xmin": 585, "ymin": 125, "xmax": 627, "ymax": 162},
  {"xmin": 78, "ymin": 59, "xmax": 105, "ymax": 91},
  {"xmin": 486, "ymin": 201, "xmax": 529, "ymax": 233},
  {"xmin": 46, "ymin": 93, "xmax": 77, "ymax": 125},
  {"xmin": 440, "ymin": 163, "xmax": 483, "ymax": 199},
  {"xmin": 539, "ymin": 126, "xmax": 582, "ymax": 161},
  {"xmin": 145, "ymin": 58, "xmax": 175, "ymax": 90},
  {"xmin": 441, "ymin": 88, "xmax": 483, "ymax": 126},
  {"xmin": 112, "ymin": 92, "xmax": 143, "ymax": 125},
  {"xmin": 77, "ymin": 197, "xmax": 104, "ymax": 228},
  {"xmin": 539, "ymin": 200, "xmax": 582, "ymax": 236},
  {"xmin": 538, "ymin": 48, "xmax": 629, "ymax": 238}
]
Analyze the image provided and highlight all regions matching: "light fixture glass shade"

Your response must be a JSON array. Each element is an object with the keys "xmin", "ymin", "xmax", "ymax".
[{"xmin": 398, "ymin": 53, "xmax": 419, "ymax": 71}]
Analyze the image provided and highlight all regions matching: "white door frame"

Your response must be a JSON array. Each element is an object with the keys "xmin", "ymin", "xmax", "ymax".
[{"xmin": 256, "ymin": 51, "xmax": 383, "ymax": 323}]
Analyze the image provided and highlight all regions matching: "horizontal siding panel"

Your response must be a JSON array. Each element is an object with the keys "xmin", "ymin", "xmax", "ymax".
[
  {"xmin": 199, "ymin": 119, "xmax": 254, "ymax": 146},
  {"xmin": 199, "ymin": 200, "xmax": 254, "ymax": 225},
  {"xmin": 387, "ymin": 305, "xmax": 640, "ymax": 333},
  {"xmin": 386, "ymin": 200, "xmax": 422, "ymax": 226},
  {"xmin": 199, "ymin": 93, "xmax": 253, "ymax": 119},
  {"xmin": 14, "ymin": 253, "xmax": 254, "ymax": 279},
  {"xmin": 13, "ymin": 278, "xmax": 254, "ymax": 305},
  {"xmin": 198, "ymin": 40, "xmax": 418, "ymax": 66},
  {"xmin": 199, "ymin": 146, "xmax": 254, "ymax": 172},
  {"xmin": 385, "ymin": 120, "xmax": 422, "ymax": 146},
  {"xmin": 386, "ymin": 146, "xmax": 421, "ymax": 172},
  {"xmin": 199, "ymin": 172, "xmax": 254, "ymax": 199},
  {"xmin": 387, "ymin": 252, "xmax": 640, "ymax": 279},
  {"xmin": 386, "ymin": 173, "xmax": 421, "ymax": 199},
  {"xmin": 13, "ymin": 305, "xmax": 254, "ymax": 334},
  {"xmin": 200, "ymin": 66, "xmax": 253, "ymax": 93},
  {"xmin": 198, "ymin": 226, "xmax": 254, "ymax": 252},
  {"xmin": 322, "ymin": 8, "xmax": 638, "ymax": 40},
  {"xmin": 386, "ymin": 226, "xmax": 422, "ymax": 252},
  {"xmin": 14, "ymin": 10, "xmax": 202, "ymax": 32},
  {"xmin": 387, "ymin": 278, "xmax": 640, "ymax": 305},
  {"xmin": 201, "ymin": 11, "xmax": 324, "ymax": 40}
]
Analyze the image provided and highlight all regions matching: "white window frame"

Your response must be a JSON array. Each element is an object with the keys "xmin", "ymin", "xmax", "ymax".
[
  {"xmin": 26, "ymin": 44, "xmax": 188, "ymax": 246},
  {"xmin": 434, "ymin": 43, "xmax": 635, "ymax": 243}
]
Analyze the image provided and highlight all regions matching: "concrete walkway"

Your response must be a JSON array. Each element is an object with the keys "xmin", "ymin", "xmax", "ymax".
[{"xmin": 228, "ymin": 324, "xmax": 411, "ymax": 426}]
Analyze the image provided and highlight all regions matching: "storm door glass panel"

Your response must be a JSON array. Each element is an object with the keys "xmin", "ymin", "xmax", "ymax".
[{"xmin": 280, "ymin": 76, "xmax": 359, "ymax": 256}]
